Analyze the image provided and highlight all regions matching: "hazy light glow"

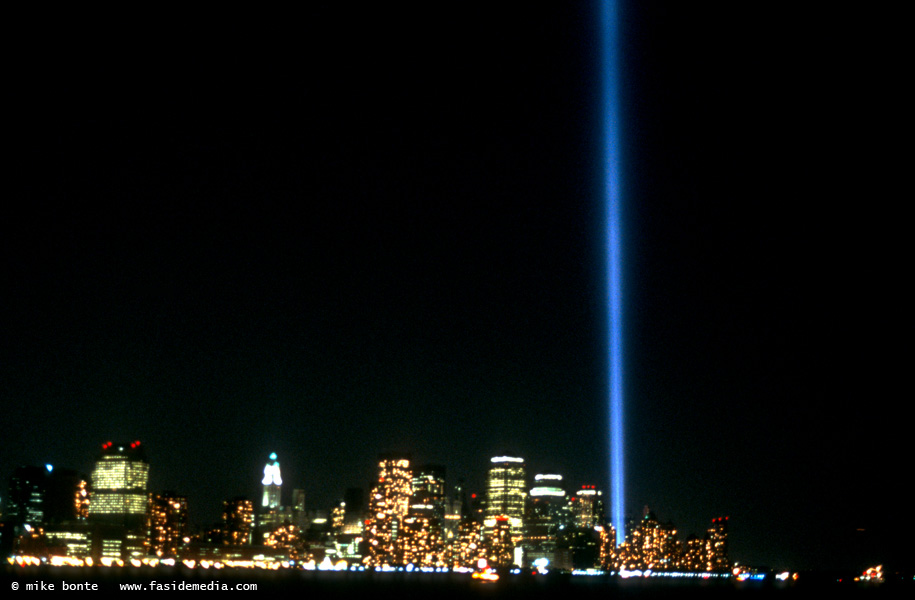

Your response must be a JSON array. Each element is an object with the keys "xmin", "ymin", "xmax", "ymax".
[
  {"xmin": 602, "ymin": 0, "xmax": 626, "ymax": 546},
  {"xmin": 490, "ymin": 456, "xmax": 524, "ymax": 463},
  {"xmin": 262, "ymin": 454, "xmax": 282, "ymax": 486},
  {"xmin": 530, "ymin": 487, "xmax": 565, "ymax": 497}
]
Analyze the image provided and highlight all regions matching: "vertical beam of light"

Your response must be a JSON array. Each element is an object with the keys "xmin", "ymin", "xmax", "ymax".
[{"xmin": 602, "ymin": 0, "xmax": 626, "ymax": 547}]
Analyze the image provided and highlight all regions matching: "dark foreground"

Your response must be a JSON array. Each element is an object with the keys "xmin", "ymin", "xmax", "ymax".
[{"xmin": 2, "ymin": 566, "xmax": 912, "ymax": 597}]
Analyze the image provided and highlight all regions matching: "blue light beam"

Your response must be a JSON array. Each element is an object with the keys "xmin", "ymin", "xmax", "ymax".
[{"xmin": 602, "ymin": 0, "xmax": 626, "ymax": 547}]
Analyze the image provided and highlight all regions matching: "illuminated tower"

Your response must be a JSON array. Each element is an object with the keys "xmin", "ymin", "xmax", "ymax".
[
  {"xmin": 364, "ymin": 455, "xmax": 412, "ymax": 566},
  {"xmin": 146, "ymin": 491, "xmax": 188, "ymax": 558},
  {"xmin": 258, "ymin": 452, "xmax": 284, "ymax": 536},
  {"xmin": 568, "ymin": 485, "xmax": 605, "ymax": 529},
  {"xmin": 261, "ymin": 452, "xmax": 282, "ymax": 510},
  {"xmin": 484, "ymin": 456, "xmax": 526, "ymax": 540},
  {"xmin": 88, "ymin": 441, "xmax": 149, "ymax": 526},
  {"xmin": 615, "ymin": 508, "xmax": 678, "ymax": 571},
  {"xmin": 88, "ymin": 441, "xmax": 150, "ymax": 559},
  {"xmin": 524, "ymin": 473, "xmax": 567, "ymax": 567},
  {"xmin": 705, "ymin": 516, "xmax": 729, "ymax": 571},
  {"xmin": 403, "ymin": 464, "xmax": 446, "ymax": 566},
  {"xmin": 222, "ymin": 497, "xmax": 254, "ymax": 546},
  {"xmin": 411, "ymin": 464, "xmax": 446, "ymax": 524}
]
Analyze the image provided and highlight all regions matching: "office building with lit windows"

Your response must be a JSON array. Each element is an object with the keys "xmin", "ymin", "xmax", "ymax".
[
  {"xmin": 3, "ymin": 464, "xmax": 91, "ymax": 559},
  {"xmin": 88, "ymin": 442, "xmax": 149, "ymax": 526},
  {"xmin": 524, "ymin": 473, "xmax": 567, "ymax": 567},
  {"xmin": 483, "ymin": 456, "xmax": 526, "ymax": 538},
  {"xmin": 87, "ymin": 441, "xmax": 150, "ymax": 559},
  {"xmin": 258, "ymin": 452, "xmax": 284, "ymax": 536},
  {"xmin": 615, "ymin": 507, "xmax": 678, "ymax": 571},
  {"xmin": 706, "ymin": 516, "xmax": 730, "ymax": 571},
  {"xmin": 147, "ymin": 491, "xmax": 188, "ymax": 557},
  {"xmin": 261, "ymin": 452, "xmax": 282, "ymax": 510},
  {"xmin": 364, "ymin": 454, "xmax": 412, "ymax": 567},
  {"xmin": 402, "ymin": 464, "xmax": 447, "ymax": 567},
  {"xmin": 222, "ymin": 497, "xmax": 254, "ymax": 546},
  {"xmin": 569, "ymin": 485, "xmax": 605, "ymax": 529}
]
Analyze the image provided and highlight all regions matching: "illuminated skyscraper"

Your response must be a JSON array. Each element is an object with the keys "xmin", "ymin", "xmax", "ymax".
[
  {"xmin": 261, "ymin": 452, "xmax": 282, "ymax": 510},
  {"xmin": 452, "ymin": 517, "xmax": 484, "ymax": 568},
  {"xmin": 4, "ymin": 465, "xmax": 91, "ymax": 559},
  {"xmin": 256, "ymin": 452, "xmax": 285, "ymax": 537},
  {"xmin": 524, "ymin": 473, "xmax": 567, "ymax": 567},
  {"xmin": 615, "ymin": 508, "xmax": 678, "ymax": 571},
  {"xmin": 364, "ymin": 455, "xmax": 412, "ymax": 566},
  {"xmin": 485, "ymin": 515, "xmax": 514, "ymax": 568},
  {"xmin": 88, "ymin": 441, "xmax": 149, "ymax": 526},
  {"xmin": 705, "ymin": 516, "xmax": 729, "ymax": 571},
  {"xmin": 680, "ymin": 534, "xmax": 706, "ymax": 571},
  {"xmin": 568, "ymin": 485, "xmax": 605, "ymax": 529},
  {"xmin": 222, "ymin": 497, "xmax": 254, "ymax": 546},
  {"xmin": 411, "ymin": 464, "xmax": 446, "ymax": 524},
  {"xmin": 484, "ymin": 456, "xmax": 526, "ymax": 540},
  {"xmin": 146, "ymin": 491, "xmax": 188, "ymax": 557},
  {"xmin": 88, "ymin": 441, "xmax": 150, "ymax": 559},
  {"xmin": 403, "ymin": 464, "xmax": 446, "ymax": 566}
]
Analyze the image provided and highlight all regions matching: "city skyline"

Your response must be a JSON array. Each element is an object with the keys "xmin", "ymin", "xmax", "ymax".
[
  {"xmin": 3, "ymin": 2, "xmax": 907, "ymax": 575},
  {"xmin": 3, "ymin": 440, "xmax": 734, "ymax": 574}
]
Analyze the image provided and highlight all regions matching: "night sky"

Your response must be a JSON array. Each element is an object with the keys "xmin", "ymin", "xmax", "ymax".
[{"xmin": 3, "ymin": 4, "xmax": 907, "ymax": 573}]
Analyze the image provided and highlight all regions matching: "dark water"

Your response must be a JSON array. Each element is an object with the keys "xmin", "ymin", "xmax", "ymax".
[{"xmin": 1, "ymin": 566, "xmax": 910, "ymax": 597}]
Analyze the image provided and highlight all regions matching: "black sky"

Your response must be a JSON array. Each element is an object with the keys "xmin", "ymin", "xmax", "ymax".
[{"xmin": 3, "ymin": 3, "xmax": 907, "ymax": 573}]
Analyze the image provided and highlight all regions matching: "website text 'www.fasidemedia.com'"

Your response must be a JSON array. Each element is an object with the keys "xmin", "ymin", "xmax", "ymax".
[{"xmin": 120, "ymin": 580, "xmax": 257, "ymax": 591}]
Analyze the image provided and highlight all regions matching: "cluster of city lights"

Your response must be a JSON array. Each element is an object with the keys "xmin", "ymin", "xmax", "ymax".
[{"xmin": 4, "ymin": 448, "xmax": 744, "ymax": 579}]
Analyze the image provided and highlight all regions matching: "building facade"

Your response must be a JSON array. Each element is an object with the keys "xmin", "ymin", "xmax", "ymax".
[
  {"xmin": 524, "ymin": 473, "xmax": 567, "ymax": 567},
  {"xmin": 87, "ymin": 441, "xmax": 150, "ymax": 559},
  {"xmin": 147, "ymin": 492, "xmax": 188, "ymax": 557},
  {"xmin": 364, "ymin": 455, "xmax": 412, "ymax": 567},
  {"xmin": 483, "ymin": 456, "xmax": 526, "ymax": 539}
]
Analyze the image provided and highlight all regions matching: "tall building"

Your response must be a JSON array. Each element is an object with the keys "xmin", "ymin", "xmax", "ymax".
[
  {"xmin": 261, "ymin": 452, "xmax": 282, "ymax": 510},
  {"xmin": 222, "ymin": 497, "xmax": 254, "ymax": 546},
  {"xmin": 705, "ymin": 516, "xmax": 729, "ymax": 571},
  {"xmin": 568, "ymin": 485, "xmax": 605, "ymax": 529},
  {"xmin": 364, "ymin": 455, "xmax": 412, "ymax": 567},
  {"xmin": 680, "ymin": 534, "xmax": 706, "ymax": 571},
  {"xmin": 258, "ymin": 452, "xmax": 284, "ymax": 536},
  {"xmin": 485, "ymin": 516, "xmax": 515, "ymax": 568},
  {"xmin": 88, "ymin": 441, "xmax": 150, "ymax": 559},
  {"xmin": 524, "ymin": 473, "xmax": 567, "ymax": 567},
  {"xmin": 147, "ymin": 492, "xmax": 188, "ymax": 557},
  {"xmin": 88, "ymin": 442, "xmax": 149, "ymax": 527},
  {"xmin": 403, "ymin": 464, "xmax": 447, "ymax": 566},
  {"xmin": 3, "ymin": 464, "xmax": 91, "ymax": 560},
  {"xmin": 483, "ymin": 456, "xmax": 526, "ymax": 538},
  {"xmin": 411, "ymin": 464, "xmax": 446, "ymax": 524},
  {"xmin": 615, "ymin": 507, "xmax": 678, "ymax": 571},
  {"xmin": 4, "ymin": 466, "xmax": 48, "ymax": 528},
  {"xmin": 452, "ymin": 517, "xmax": 484, "ymax": 568}
]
